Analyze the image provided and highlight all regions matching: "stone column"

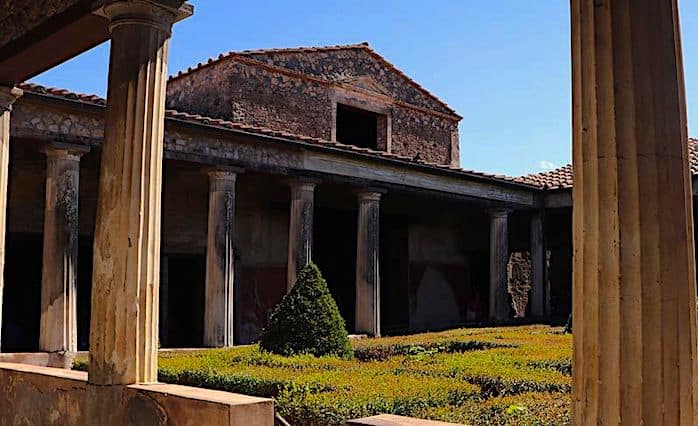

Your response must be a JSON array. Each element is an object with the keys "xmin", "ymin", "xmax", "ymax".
[
  {"xmin": 0, "ymin": 86, "xmax": 21, "ymax": 353},
  {"xmin": 39, "ymin": 143, "xmax": 88, "ymax": 354},
  {"xmin": 88, "ymin": 0, "xmax": 181, "ymax": 386},
  {"xmin": 286, "ymin": 179, "xmax": 316, "ymax": 290},
  {"xmin": 529, "ymin": 212, "xmax": 545, "ymax": 318},
  {"xmin": 571, "ymin": 1, "xmax": 698, "ymax": 423},
  {"xmin": 355, "ymin": 190, "xmax": 383, "ymax": 337},
  {"xmin": 204, "ymin": 168, "xmax": 238, "ymax": 348},
  {"xmin": 489, "ymin": 209, "xmax": 509, "ymax": 322},
  {"xmin": 159, "ymin": 254, "xmax": 169, "ymax": 347}
]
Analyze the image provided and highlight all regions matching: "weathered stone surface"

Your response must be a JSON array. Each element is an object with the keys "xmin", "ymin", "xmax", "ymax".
[
  {"xmin": 0, "ymin": 85, "xmax": 21, "ymax": 352},
  {"xmin": 0, "ymin": 362, "xmax": 274, "ymax": 425},
  {"xmin": 166, "ymin": 48, "xmax": 460, "ymax": 165},
  {"xmin": 489, "ymin": 210, "xmax": 509, "ymax": 322},
  {"xmin": 88, "ymin": 0, "xmax": 178, "ymax": 386},
  {"xmin": 0, "ymin": 0, "xmax": 81, "ymax": 47},
  {"xmin": 286, "ymin": 178, "xmax": 316, "ymax": 290},
  {"xmin": 507, "ymin": 251, "xmax": 531, "ymax": 318},
  {"xmin": 39, "ymin": 143, "xmax": 88, "ymax": 354},
  {"xmin": 355, "ymin": 190, "xmax": 383, "ymax": 336},
  {"xmin": 11, "ymin": 100, "xmax": 104, "ymax": 143},
  {"xmin": 204, "ymin": 169, "xmax": 238, "ymax": 348},
  {"xmin": 571, "ymin": 0, "xmax": 698, "ymax": 423}
]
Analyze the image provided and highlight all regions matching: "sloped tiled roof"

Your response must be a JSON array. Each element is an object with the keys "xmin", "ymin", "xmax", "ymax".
[
  {"xmin": 168, "ymin": 42, "xmax": 460, "ymax": 118},
  {"xmin": 523, "ymin": 139, "xmax": 698, "ymax": 190},
  {"xmin": 17, "ymin": 83, "xmax": 535, "ymax": 189}
]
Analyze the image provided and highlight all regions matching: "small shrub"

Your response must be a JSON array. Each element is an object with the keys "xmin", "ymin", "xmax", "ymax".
[{"xmin": 260, "ymin": 262, "xmax": 352, "ymax": 358}]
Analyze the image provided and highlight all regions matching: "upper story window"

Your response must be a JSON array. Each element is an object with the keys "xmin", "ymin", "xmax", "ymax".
[{"xmin": 336, "ymin": 103, "xmax": 380, "ymax": 150}]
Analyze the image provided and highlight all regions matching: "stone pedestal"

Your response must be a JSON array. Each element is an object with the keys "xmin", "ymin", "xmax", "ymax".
[
  {"xmin": 529, "ymin": 212, "xmax": 545, "ymax": 318},
  {"xmin": 286, "ymin": 179, "xmax": 316, "ymax": 290},
  {"xmin": 0, "ymin": 86, "xmax": 21, "ymax": 353},
  {"xmin": 39, "ymin": 143, "xmax": 88, "ymax": 354},
  {"xmin": 355, "ymin": 190, "xmax": 383, "ymax": 337},
  {"xmin": 489, "ymin": 210, "xmax": 509, "ymax": 322},
  {"xmin": 88, "ymin": 0, "xmax": 180, "ymax": 386},
  {"xmin": 204, "ymin": 169, "xmax": 238, "ymax": 348},
  {"xmin": 571, "ymin": 0, "xmax": 698, "ymax": 423}
]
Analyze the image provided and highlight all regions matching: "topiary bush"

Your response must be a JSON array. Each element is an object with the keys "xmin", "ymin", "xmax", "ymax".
[{"xmin": 260, "ymin": 262, "xmax": 352, "ymax": 358}]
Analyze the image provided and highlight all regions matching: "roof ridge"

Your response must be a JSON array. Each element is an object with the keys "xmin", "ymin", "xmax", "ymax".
[{"xmin": 234, "ymin": 42, "xmax": 371, "ymax": 56}]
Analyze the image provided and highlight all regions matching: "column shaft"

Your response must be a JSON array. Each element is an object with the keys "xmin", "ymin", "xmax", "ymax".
[
  {"xmin": 39, "ymin": 144, "xmax": 87, "ymax": 353},
  {"xmin": 287, "ymin": 180, "xmax": 316, "ymax": 290},
  {"xmin": 572, "ymin": 1, "xmax": 698, "ymax": 423},
  {"xmin": 355, "ymin": 191, "xmax": 382, "ymax": 336},
  {"xmin": 204, "ymin": 170, "xmax": 237, "ymax": 347},
  {"xmin": 0, "ymin": 86, "xmax": 21, "ymax": 353},
  {"xmin": 88, "ymin": 1, "xmax": 179, "ymax": 385},
  {"xmin": 529, "ymin": 212, "xmax": 545, "ymax": 318},
  {"xmin": 489, "ymin": 210, "xmax": 509, "ymax": 322}
]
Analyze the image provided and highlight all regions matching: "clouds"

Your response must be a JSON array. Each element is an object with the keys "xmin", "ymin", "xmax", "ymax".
[{"xmin": 538, "ymin": 160, "xmax": 557, "ymax": 172}]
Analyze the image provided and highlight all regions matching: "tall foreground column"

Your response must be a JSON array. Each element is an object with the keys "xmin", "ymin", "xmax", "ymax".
[
  {"xmin": 529, "ymin": 212, "xmax": 545, "ymax": 318},
  {"xmin": 39, "ymin": 143, "xmax": 88, "ymax": 353},
  {"xmin": 88, "ymin": 0, "xmax": 180, "ymax": 385},
  {"xmin": 286, "ymin": 179, "xmax": 316, "ymax": 290},
  {"xmin": 489, "ymin": 210, "xmax": 508, "ymax": 322},
  {"xmin": 355, "ymin": 190, "xmax": 382, "ymax": 336},
  {"xmin": 204, "ymin": 169, "xmax": 238, "ymax": 348},
  {"xmin": 571, "ymin": 1, "xmax": 698, "ymax": 423},
  {"xmin": 0, "ymin": 86, "xmax": 21, "ymax": 352}
]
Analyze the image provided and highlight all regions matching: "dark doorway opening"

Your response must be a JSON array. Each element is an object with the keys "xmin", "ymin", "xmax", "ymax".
[
  {"xmin": 315, "ymin": 208, "xmax": 357, "ymax": 332},
  {"xmin": 380, "ymin": 215, "xmax": 409, "ymax": 335},
  {"xmin": 165, "ymin": 254, "xmax": 205, "ymax": 348},
  {"xmin": 336, "ymin": 104, "xmax": 379, "ymax": 150},
  {"xmin": 2, "ymin": 233, "xmax": 42, "ymax": 352}
]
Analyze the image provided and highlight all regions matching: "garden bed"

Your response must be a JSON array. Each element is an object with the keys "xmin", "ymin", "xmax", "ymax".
[{"xmin": 74, "ymin": 325, "xmax": 572, "ymax": 425}]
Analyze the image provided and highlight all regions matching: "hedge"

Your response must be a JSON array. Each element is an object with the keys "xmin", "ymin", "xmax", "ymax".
[{"xmin": 73, "ymin": 325, "xmax": 572, "ymax": 425}]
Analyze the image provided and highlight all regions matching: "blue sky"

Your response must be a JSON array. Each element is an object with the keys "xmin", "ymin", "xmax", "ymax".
[{"xmin": 30, "ymin": 1, "xmax": 698, "ymax": 177}]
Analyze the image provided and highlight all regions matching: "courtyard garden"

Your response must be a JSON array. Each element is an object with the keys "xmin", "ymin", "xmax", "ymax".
[{"xmin": 74, "ymin": 325, "xmax": 571, "ymax": 425}]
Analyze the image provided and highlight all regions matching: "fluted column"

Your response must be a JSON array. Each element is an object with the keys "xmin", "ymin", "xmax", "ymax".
[
  {"xmin": 489, "ymin": 209, "xmax": 509, "ymax": 322},
  {"xmin": 286, "ymin": 179, "xmax": 317, "ymax": 290},
  {"xmin": 39, "ymin": 143, "xmax": 88, "ymax": 354},
  {"xmin": 355, "ymin": 190, "xmax": 383, "ymax": 336},
  {"xmin": 571, "ymin": 1, "xmax": 698, "ymax": 423},
  {"xmin": 529, "ymin": 212, "xmax": 545, "ymax": 318},
  {"xmin": 204, "ymin": 168, "xmax": 238, "ymax": 348},
  {"xmin": 88, "ymin": 0, "xmax": 181, "ymax": 386},
  {"xmin": 0, "ymin": 86, "xmax": 21, "ymax": 353}
]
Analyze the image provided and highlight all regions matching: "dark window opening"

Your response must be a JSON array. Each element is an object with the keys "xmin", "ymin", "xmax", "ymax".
[{"xmin": 336, "ymin": 104, "xmax": 380, "ymax": 150}]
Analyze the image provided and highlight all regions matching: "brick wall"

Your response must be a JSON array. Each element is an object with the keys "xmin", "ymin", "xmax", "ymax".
[{"xmin": 167, "ymin": 48, "xmax": 461, "ymax": 166}]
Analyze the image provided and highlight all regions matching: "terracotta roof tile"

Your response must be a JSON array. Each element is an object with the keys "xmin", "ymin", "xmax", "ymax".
[
  {"xmin": 17, "ymin": 83, "xmax": 533, "ymax": 189},
  {"xmin": 522, "ymin": 139, "xmax": 698, "ymax": 189}
]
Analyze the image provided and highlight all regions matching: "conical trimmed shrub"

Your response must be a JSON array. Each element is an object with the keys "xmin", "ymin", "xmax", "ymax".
[{"xmin": 260, "ymin": 262, "xmax": 353, "ymax": 358}]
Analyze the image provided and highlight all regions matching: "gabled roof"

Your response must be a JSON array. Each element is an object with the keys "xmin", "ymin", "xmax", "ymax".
[
  {"xmin": 522, "ymin": 139, "xmax": 698, "ymax": 190},
  {"xmin": 17, "ymin": 83, "xmax": 532, "ymax": 190},
  {"xmin": 168, "ymin": 42, "xmax": 460, "ymax": 118}
]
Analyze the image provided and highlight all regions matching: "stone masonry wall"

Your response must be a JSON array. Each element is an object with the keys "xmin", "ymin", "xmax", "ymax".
[{"xmin": 167, "ymin": 50, "xmax": 460, "ymax": 165}]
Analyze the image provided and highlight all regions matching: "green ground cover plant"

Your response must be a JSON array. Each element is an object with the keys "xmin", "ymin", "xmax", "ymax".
[{"xmin": 74, "ymin": 325, "xmax": 572, "ymax": 425}]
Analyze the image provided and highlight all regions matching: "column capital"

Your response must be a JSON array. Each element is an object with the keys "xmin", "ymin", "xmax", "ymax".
[
  {"xmin": 285, "ymin": 177, "xmax": 320, "ymax": 193},
  {"xmin": 0, "ymin": 86, "xmax": 23, "ymax": 113},
  {"xmin": 355, "ymin": 188, "xmax": 387, "ymax": 203},
  {"xmin": 488, "ymin": 208, "xmax": 510, "ymax": 219},
  {"xmin": 41, "ymin": 142, "xmax": 90, "ymax": 161},
  {"xmin": 100, "ymin": 0, "xmax": 192, "ymax": 34},
  {"xmin": 204, "ymin": 166, "xmax": 243, "ymax": 181}
]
